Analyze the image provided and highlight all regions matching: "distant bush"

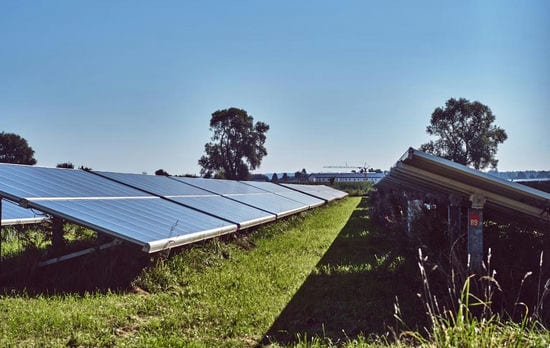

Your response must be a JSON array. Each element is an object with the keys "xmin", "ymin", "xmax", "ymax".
[{"xmin": 330, "ymin": 181, "xmax": 373, "ymax": 196}]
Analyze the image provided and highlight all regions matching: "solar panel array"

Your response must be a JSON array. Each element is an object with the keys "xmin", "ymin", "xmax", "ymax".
[{"xmin": 0, "ymin": 163, "xmax": 347, "ymax": 253}]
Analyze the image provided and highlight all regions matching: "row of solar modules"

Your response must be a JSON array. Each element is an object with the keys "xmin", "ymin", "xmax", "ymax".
[{"xmin": 0, "ymin": 163, "xmax": 347, "ymax": 252}]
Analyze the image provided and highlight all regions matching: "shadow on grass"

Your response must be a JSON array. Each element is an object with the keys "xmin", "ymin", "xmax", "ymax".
[
  {"xmin": 262, "ymin": 197, "xmax": 426, "ymax": 345},
  {"xmin": 0, "ymin": 240, "xmax": 149, "ymax": 296}
]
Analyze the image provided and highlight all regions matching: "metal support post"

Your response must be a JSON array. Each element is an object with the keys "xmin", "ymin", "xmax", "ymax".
[
  {"xmin": 52, "ymin": 216, "xmax": 65, "ymax": 250},
  {"xmin": 468, "ymin": 193, "xmax": 486, "ymax": 274},
  {"xmin": 448, "ymin": 194, "xmax": 462, "ymax": 241}
]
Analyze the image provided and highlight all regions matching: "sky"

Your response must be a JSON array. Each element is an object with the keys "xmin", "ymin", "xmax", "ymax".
[{"xmin": 1, "ymin": 1, "xmax": 549, "ymax": 175}]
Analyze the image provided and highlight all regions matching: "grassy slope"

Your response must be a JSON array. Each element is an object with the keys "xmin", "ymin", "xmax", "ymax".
[{"xmin": 1, "ymin": 197, "xmax": 361, "ymax": 347}]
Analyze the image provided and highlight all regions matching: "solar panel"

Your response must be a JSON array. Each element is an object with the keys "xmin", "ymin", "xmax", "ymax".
[
  {"xmin": 281, "ymin": 184, "xmax": 348, "ymax": 201},
  {"xmin": 0, "ymin": 164, "xmax": 238, "ymax": 252},
  {"xmin": 94, "ymin": 172, "xmax": 276, "ymax": 228},
  {"xmin": 0, "ymin": 163, "xmax": 347, "ymax": 255},
  {"xmin": 172, "ymin": 177, "xmax": 266, "ymax": 195},
  {"xmin": 25, "ymin": 198, "xmax": 237, "ymax": 252},
  {"xmin": 171, "ymin": 177, "xmax": 310, "ymax": 217},
  {"xmin": 0, "ymin": 164, "xmax": 149, "ymax": 201},
  {"xmin": 241, "ymin": 181, "xmax": 325, "ymax": 208},
  {"xmin": 94, "ymin": 171, "xmax": 211, "ymax": 197},
  {"xmin": 1, "ymin": 199, "xmax": 47, "ymax": 226}
]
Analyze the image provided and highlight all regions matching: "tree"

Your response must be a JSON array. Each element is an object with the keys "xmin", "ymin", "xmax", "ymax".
[
  {"xmin": 271, "ymin": 173, "xmax": 279, "ymax": 182},
  {"xmin": 0, "ymin": 132, "xmax": 37, "ymax": 165},
  {"xmin": 56, "ymin": 162, "xmax": 74, "ymax": 169},
  {"xmin": 198, "ymin": 108, "xmax": 269, "ymax": 180},
  {"xmin": 420, "ymin": 98, "xmax": 507, "ymax": 169},
  {"xmin": 155, "ymin": 169, "xmax": 170, "ymax": 176}
]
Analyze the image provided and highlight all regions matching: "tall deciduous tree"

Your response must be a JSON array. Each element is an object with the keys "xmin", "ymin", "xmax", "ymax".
[
  {"xmin": 198, "ymin": 108, "xmax": 269, "ymax": 180},
  {"xmin": 0, "ymin": 132, "xmax": 37, "ymax": 165},
  {"xmin": 420, "ymin": 98, "xmax": 507, "ymax": 169}
]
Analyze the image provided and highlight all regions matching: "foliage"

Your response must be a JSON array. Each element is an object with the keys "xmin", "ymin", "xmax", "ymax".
[
  {"xmin": 198, "ymin": 107, "xmax": 269, "ymax": 180},
  {"xmin": 0, "ymin": 132, "xmax": 37, "ymax": 165},
  {"xmin": 271, "ymin": 173, "xmax": 279, "ymax": 182},
  {"xmin": 420, "ymin": 98, "xmax": 507, "ymax": 169},
  {"xmin": 56, "ymin": 162, "xmax": 74, "ymax": 169},
  {"xmin": 294, "ymin": 168, "xmax": 308, "ymax": 182},
  {"xmin": 330, "ymin": 181, "xmax": 373, "ymax": 196},
  {"xmin": 154, "ymin": 169, "xmax": 169, "ymax": 176}
]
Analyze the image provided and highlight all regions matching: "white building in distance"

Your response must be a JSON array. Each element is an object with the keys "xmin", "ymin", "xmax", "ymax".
[{"xmin": 308, "ymin": 172, "xmax": 385, "ymax": 184}]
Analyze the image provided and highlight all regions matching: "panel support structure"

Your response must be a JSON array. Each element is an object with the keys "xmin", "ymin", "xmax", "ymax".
[
  {"xmin": 468, "ymin": 193, "xmax": 486, "ymax": 274},
  {"xmin": 52, "ymin": 216, "xmax": 65, "ymax": 250},
  {"xmin": 448, "ymin": 194, "xmax": 462, "ymax": 241}
]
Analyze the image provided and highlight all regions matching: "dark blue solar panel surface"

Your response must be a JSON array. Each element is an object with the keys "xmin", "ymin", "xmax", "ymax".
[
  {"xmin": 172, "ymin": 177, "xmax": 309, "ymax": 217},
  {"xmin": 241, "ymin": 181, "xmax": 325, "ymax": 207},
  {"xmin": 32, "ymin": 198, "xmax": 237, "ymax": 252},
  {"xmin": 94, "ymin": 172, "xmax": 276, "ymax": 227},
  {"xmin": 95, "ymin": 171, "xmax": 211, "ymax": 196},
  {"xmin": 0, "ymin": 164, "xmax": 149, "ymax": 200},
  {"xmin": 282, "ymin": 184, "xmax": 348, "ymax": 201},
  {"xmin": 170, "ymin": 196, "xmax": 275, "ymax": 228},
  {"xmin": 171, "ymin": 177, "xmax": 266, "ymax": 195}
]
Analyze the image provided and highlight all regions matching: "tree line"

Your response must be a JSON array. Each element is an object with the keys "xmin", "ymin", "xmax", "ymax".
[{"xmin": 2, "ymin": 98, "xmax": 510, "ymax": 176}]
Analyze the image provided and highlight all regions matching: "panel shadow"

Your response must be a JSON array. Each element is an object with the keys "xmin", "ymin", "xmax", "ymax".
[{"xmin": 262, "ymin": 197, "xmax": 425, "ymax": 345}]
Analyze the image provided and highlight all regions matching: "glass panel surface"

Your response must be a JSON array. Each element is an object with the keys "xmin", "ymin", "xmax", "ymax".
[
  {"xmin": 95, "ymin": 171, "xmax": 212, "ymax": 196},
  {"xmin": 0, "ymin": 164, "xmax": 149, "ymax": 199},
  {"xmin": 171, "ymin": 196, "xmax": 276, "ymax": 227},
  {"xmin": 282, "ymin": 184, "xmax": 348, "ymax": 201},
  {"xmin": 32, "ymin": 198, "xmax": 237, "ymax": 251},
  {"xmin": 242, "ymin": 181, "xmax": 325, "ymax": 207},
  {"xmin": 172, "ymin": 177, "xmax": 265, "ymax": 195}
]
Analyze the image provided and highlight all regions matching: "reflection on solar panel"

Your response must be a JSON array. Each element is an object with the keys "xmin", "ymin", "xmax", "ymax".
[
  {"xmin": 241, "ymin": 181, "xmax": 325, "ymax": 208},
  {"xmin": 1, "ymin": 200, "xmax": 47, "ymax": 226},
  {"xmin": 281, "ymin": 184, "xmax": 348, "ymax": 201},
  {"xmin": 172, "ymin": 177, "xmax": 310, "ymax": 217},
  {"xmin": 93, "ymin": 171, "xmax": 276, "ymax": 228}
]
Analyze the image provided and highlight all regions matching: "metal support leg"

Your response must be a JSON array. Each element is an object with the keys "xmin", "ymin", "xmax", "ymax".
[
  {"xmin": 448, "ymin": 194, "xmax": 462, "ymax": 241},
  {"xmin": 52, "ymin": 217, "xmax": 65, "ymax": 250},
  {"xmin": 468, "ymin": 193, "xmax": 486, "ymax": 274}
]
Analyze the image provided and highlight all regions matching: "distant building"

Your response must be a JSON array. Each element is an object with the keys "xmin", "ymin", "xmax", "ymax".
[{"xmin": 308, "ymin": 172, "xmax": 385, "ymax": 184}]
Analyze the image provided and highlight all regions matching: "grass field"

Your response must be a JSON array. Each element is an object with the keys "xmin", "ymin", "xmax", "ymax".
[{"xmin": 1, "ymin": 196, "xmax": 548, "ymax": 347}]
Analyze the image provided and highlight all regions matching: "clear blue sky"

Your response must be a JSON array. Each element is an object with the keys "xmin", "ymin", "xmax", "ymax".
[{"xmin": 1, "ymin": 1, "xmax": 549, "ymax": 175}]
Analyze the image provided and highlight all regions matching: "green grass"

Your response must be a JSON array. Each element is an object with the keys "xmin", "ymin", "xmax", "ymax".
[
  {"xmin": 1, "ymin": 196, "xmax": 548, "ymax": 347},
  {"xmin": 1, "ymin": 197, "xmax": 360, "ymax": 347}
]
